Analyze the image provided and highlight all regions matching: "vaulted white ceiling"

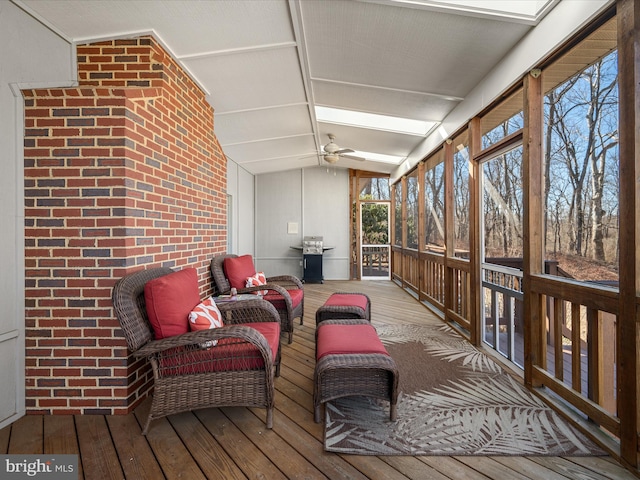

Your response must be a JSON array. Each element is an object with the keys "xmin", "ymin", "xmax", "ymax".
[{"xmin": 18, "ymin": 0, "xmax": 559, "ymax": 175}]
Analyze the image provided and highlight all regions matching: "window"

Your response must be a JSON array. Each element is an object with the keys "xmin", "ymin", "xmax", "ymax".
[
  {"xmin": 453, "ymin": 132, "xmax": 470, "ymax": 258},
  {"xmin": 406, "ymin": 171, "xmax": 419, "ymax": 249},
  {"xmin": 359, "ymin": 177, "xmax": 390, "ymax": 201},
  {"xmin": 482, "ymin": 146, "xmax": 524, "ymax": 258},
  {"xmin": 480, "ymin": 89, "xmax": 524, "ymax": 149},
  {"xmin": 543, "ymin": 18, "xmax": 618, "ymax": 282},
  {"xmin": 423, "ymin": 150, "xmax": 445, "ymax": 252},
  {"xmin": 393, "ymin": 182, "xmax": 403, "ymax": 247}
]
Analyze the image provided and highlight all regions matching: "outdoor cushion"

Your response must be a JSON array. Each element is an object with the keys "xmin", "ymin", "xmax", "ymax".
[
  {"xmin": 159, "ymin": 322, "xmax": 280, "ymax": 375},
  {"xmin": 316, "ymin": 323, "xmax": 389, "ymax": 360},
  {"xmin": 144, "ymin": 267, "xmax": 200, "ymax": 339},
  {"xmin": 263, "ymin": 288, "xmax": 304, "ymax": 310},
  {"xmin": 323, "ymin": 293, "xmax": 369, "ymax": 312},
  {"xmin": 224, "ymin": 254, "xmax": 256, "ymax": 290},
  {"xmin": 189, "ymin": 297, "xmax": 224, "ymax": 330},
  {"xmin": 246, "ymin": 271, "xmax": 268, "ymax": 296}
]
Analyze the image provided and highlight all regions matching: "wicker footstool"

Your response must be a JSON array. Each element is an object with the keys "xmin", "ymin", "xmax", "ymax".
[
  {"xmin": 313, "ymin": 319, "xmax": 398, "ymax": 423},
  {"xmin": 315, "ymin": 292, "xmax": 371, "ymax": 324}
]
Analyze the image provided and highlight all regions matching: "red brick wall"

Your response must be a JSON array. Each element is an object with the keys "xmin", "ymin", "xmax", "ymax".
[{"xmin": 22, "ymin": 37, "xmax": 227, "ymax": 414}]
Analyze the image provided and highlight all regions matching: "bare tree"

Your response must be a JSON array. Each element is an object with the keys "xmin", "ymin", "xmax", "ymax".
[
  {"xmin": 424, "ymin": 163, "xmax": 445, "ymax": 247},
  {"xmin": 583, "ymin": 60, "xmax": 618, "ymax": 261},
  {"xmin": 544, "ymin": 51, "xmax": 619, "ymax": 275},
  {"xmin": 454, "ymin": 147, "xmax": 470, "ymax": 253}
]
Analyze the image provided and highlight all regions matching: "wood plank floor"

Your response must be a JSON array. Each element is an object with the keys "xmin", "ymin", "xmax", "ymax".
[{"xmin": 0, "ymin": 280, "xmax": 635, "ymax": 479}]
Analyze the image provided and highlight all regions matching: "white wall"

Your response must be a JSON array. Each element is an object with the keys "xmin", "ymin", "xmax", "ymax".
[
  {"xmin": 254, "ymin": 166, "xmax": 350, "ymax": 280},
  {"xmin": 226, "ymin": 159, "xmax": 255, "ymax": 255},
  {"xmin": 0, "ymin": 1, "xmax": 76, "ymax": 428},
  {"xmin": 237, "ymin": 167, "xmax": 255, "ymax": 255},
  {"xmin": 302, "ymin": 167, "xmax": 350, "ymax": 280},
  {"xmin": 255, "ymin": 169, "xmax": 304, "ymax": 277}
]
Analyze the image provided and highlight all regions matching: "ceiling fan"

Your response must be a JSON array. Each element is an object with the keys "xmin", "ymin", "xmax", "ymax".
[{"xmin": 319, "ymin": 134, "xmax": 365, "ymax": 164}]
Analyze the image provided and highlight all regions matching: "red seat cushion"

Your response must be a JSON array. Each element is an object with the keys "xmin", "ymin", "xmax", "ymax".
[
  {"xmin": 316, "ymin": 324, "xmax": 388, "ymax": 360},
  {"xmin": 224, "ymin": 255, "xmax": 256, "ymax": 290},
  {"xmin": 144, "ymin": 268, "xmax": 201, "ymax": 339},
  {"xmin": 324, "ymin": 293, "xmax": 369, "ymax": 312},
  {"xmin": 159, "ymin": 322, "xmax": 280, "ymax": 375},
  {"xmin": 263, "ymin": 288, "xmax": 303, "ymax": 311}
]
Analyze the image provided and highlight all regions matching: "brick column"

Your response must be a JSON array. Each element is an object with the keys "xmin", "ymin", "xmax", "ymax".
[{"xmin": 22, "ymin": 37, "xmax": 227, "ymax": 414}]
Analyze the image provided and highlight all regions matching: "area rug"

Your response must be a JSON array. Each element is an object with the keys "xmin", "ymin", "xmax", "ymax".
[{"xmin": 324, "ymin": 323, "xmax": 606, "ymax": 456}]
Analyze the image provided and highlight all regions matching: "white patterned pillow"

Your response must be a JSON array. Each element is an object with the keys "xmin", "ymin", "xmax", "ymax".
[
  {"xmin": 246, "ymin": 271, "xmax": 268, "ymax": 296},
  {"xmin": 188, "ymin": 297, "xmax": 224, "ymax": 346}
]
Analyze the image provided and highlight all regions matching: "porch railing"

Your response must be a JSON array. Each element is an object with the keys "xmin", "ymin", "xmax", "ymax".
[
  {"xmin": 530, "ymin": 274, "xmax": 618, "ymax": 437},
  {"xmin": 392, "ymin": 247, "xmax": 471, "ymax": 329},
  {"xmin": 361, "ymin": 245, "xmax": 390, "ymax": 278},
  {"xmin": 392, "ymin": 248, "xmax": 620, "ymax": 445},
  {"xmin": 482, "ymin": 262, "xmax": 523, "ymax": 367}
]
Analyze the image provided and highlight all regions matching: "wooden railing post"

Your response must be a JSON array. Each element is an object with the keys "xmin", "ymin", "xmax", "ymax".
[{"xmin": 586, "ymin": 309, "xmax": 602, "ymax": 409}]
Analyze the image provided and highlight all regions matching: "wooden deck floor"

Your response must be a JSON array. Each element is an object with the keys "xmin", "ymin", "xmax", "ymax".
[{"xmin": 0, "ymin": 280, "xmax": 635, "ymax": 479}]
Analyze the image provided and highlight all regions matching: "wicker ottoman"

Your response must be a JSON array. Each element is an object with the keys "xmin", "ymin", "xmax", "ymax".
[
  {"xmin": 313, "ymin": 319, "xmax": 398, "ymax": 423},
  {"xmin": 315, "ymin": 292, "xmax": 371, "ymax": 324}
]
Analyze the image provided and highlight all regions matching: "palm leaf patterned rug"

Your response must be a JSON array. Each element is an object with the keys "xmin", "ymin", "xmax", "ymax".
[{"xmin": 324, "ymin": 323, "xmax": 606, "ymax": 456}]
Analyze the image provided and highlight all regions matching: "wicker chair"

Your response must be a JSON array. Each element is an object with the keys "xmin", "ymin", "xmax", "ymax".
[
  {"xmin": 210, "ymin": 254, "xmax": 304, "ymax": 344},
  {"xmin": 112, "ymin": 267, "xmax": 282, "ymax": 435}
]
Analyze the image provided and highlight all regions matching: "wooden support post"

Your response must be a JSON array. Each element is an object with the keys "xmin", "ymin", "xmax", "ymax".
[
  {"xmin": 617, "ymin": 0, "xmax": 640, "ymax": 468},
  {"xmin": 417, "ymin": 161, "xmax": 426, "ymax": 301},
  {"xmin": 444, "ymin": 140, "xmax": 455, "ymax": 325},
  {"xmin": 401, "ymin": 177, "xmax": 407, "ymax": 289},
  {"xmin": 523, "ymin": 68, "xmax": 544, "ymax": 387},
  {"xmin": 468, "ymin": 119, "xmax": 482, "ymax": 345},
  {"xmin": 349, "ymin": 170, "xmax": 358, "ymax": 280}
]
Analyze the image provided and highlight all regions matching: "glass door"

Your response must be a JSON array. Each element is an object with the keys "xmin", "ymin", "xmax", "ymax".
[{"xmin": 360, "ymin": 202, "xmax": 390, "ymax": 280}]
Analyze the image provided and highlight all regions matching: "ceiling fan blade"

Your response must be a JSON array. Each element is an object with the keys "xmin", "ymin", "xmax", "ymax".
[
  {"xmin": 342, "ymin": 154, "xmax": 366, "ymax": 161},
  {"xmin": 334, "ymin": 148, "xmax": 354, "ymax": 154},
  {"xmin": 299, "ymin": 153, "xmax": 322, "ymax": 160}
]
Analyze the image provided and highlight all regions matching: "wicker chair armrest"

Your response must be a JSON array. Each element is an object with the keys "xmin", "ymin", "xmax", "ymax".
[
  {"xmin": 237, "ymin": 283, "xmax": 289, "ymax": 298},
  {"xmin": 134, "ymin": 324, "xmax": 273, "ymax": 362},
  {"xmin": 133, "ymin": 327, "xmax": 231, "ymax": 357},
  {"xmin": 216, "ymin": 297, "xmax": 281, "ymax": 326},
  {"xmin": 141, "ymin": 325, "xmax": 275, "ymax": 382},
  {"xmin": 266, "ymin": 275, "xmax": 303, "ymax": 290}
]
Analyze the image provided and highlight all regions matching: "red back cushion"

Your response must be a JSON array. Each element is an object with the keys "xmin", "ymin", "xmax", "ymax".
[
  {"xmin": 144, "ymin": 268, "xmax": 201, "ymax": 339},
  {"xmin": 224, "ymin": 255, "xmax": 256, "ymax": 290}
]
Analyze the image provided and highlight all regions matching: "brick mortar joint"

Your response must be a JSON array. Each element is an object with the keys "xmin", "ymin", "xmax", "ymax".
[{"xmin": 23, "ymin": 87, "xmax": 164, "ymax": 100}]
